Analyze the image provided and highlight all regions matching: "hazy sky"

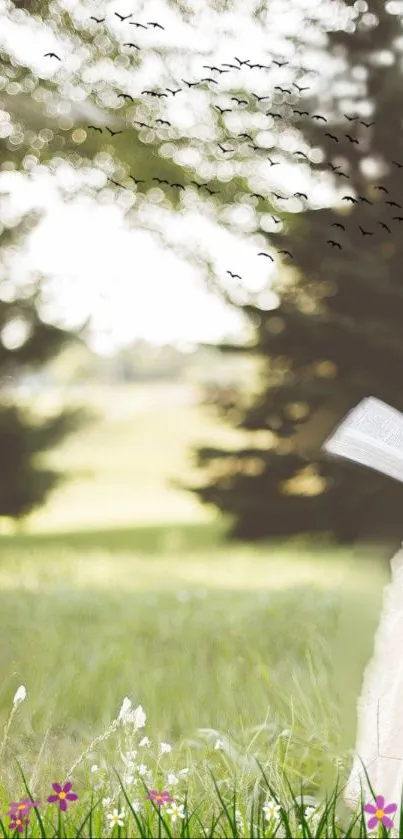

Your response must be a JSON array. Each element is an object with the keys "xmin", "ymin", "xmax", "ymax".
[{"xmin": 0, "ymin": 0, "xmax": 373, "ymax": 352}]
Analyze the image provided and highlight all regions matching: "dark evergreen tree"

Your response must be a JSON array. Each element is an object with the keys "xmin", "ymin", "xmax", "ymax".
[
  {"xmin": 190, "ymin": 0, "xmax": 403, "ymax": 545},
  {"xmin": 0, "ymin": 215, "xmax": 90, "ymax": 521}
]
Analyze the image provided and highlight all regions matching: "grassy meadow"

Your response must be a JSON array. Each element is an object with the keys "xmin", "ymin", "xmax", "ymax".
[{"xmin": 0, "ymin": 383, "xmax": 392, "ymax": 836}]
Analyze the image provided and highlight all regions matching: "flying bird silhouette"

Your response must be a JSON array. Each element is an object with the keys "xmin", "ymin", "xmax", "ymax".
[
  {"xmin": 123, "ymin": 43, "xmax": 140, "ymax": 49},
  {"xmin": 234, "ymin": 57, "xmax": 251, "ymax": 66},
  {"xmin": 311, "ymin": 114, "xmax": 327, "ymax": 122},
  {"xmin": 253, "ymin": 94, "xmax": 270, "ymax": 101},
  {"xmin": 171, "ymin": 183, "xmax": 185, "ymax": 190},
  {"xmin": 218, "ymin": 144, "xmax": 234, "ymax": 153},
  {"xmin": 293, "ymin": 83, "xmax": 310, "ymax": 92},
  {"xmin": 130, "ymin": 177, "xmax": 145, "ymax": 184},
  {"xmin": 153, "ymin": 178, "xmax": 169, "ymax": 184},
  {"xmin": 90, "ymin": 16, "xmax": 105, "ymax": 22},
  {"xmin": 222, "ymin": 63, "xmax": 241, "ymax": 70},
  {"xmin": 215, "ymin": 106, "xmax": 232, "ymax": 114},
  {"xmin": 294, "ymin": 151, "xmax": 309, "ymax": 159},
  {"xmin": 271, "ymin": 216, "xmax": 281, "ymax": 224},
  {"xmin": 335, "ymin": 172, "xmax": 350, "ymax": 179},
  {"xmin": 266, "ymin": 112, "xmax": 283, "ymax": 119},
  {"xmin": 345, "ymin": 134, "xmax": 359, "ymax": 144},
  {"xmin": 237, "ymin": 133, "xmax": 253, "ymax": 141},
  {"xmin": 279, "ymin": 250, "xmax": 293, "ymax": 257},
  {"xmin": 294, "ymin": 192, "xmax": 308, "ymax": 199},
  {"xmin": 118, "ymin": 93, "xmax": 134, "ymax": 101},
  {"xmin": 358, "ymin": 196, "xmax": 373, "ymax": 205},
  {"xmin": 344, "ymin": 114, "xmax": 358, "ymax": 121},
  {"xmin": 267, "ymin": 158, "xmax": 280, "ymax": 166},
  {"xmin": 251, "ymin": 193, "xmax": 265, "ymax": 200},
  {"xmin": 147, "ymin": 21, "xmax": 165, "ymax": 29},
  {"xmin": 115, "ymin": 12, "xmax": 132, "ymax": 21},
  {"xmin": 375, "ymin": 186, "xmax": 388, "ymax": 193},
  {"xmin": 360, "ymin": 121, "xmax": 375, "ymax": 127},
  {"xmin": 134, "ymin": 121, "xmax": 152, "ymax": 128},
  {"xmin": 182, "ymin": 79, "xmax": 199, "ymax": 88},
  {"xmin": 156, "ymin": 119, "xmax": 171, "ymax": 126},
  {"xmin": 342, "ymin": 196, "xmax": 359, "ymax": 203},
  {"xmin": 106, "ymin": 127, "xmax": 123, "ymax": 136},
  {"xmin": 44, "ymin": 52, "xmax": 61, "ymax": 59},
  {"xmin": 130, "ymin": 21, "xmax": 148, "ymax": 28},
  {"xmin": 329, "ymin": 163, "xmax": 341, "ymax": 171},
  {"xmin": 359, "ymin": 226, "xmax": 373, "ymax": 236},
  {"xmin": 331, "ymin": 222, "xmax": 346, "ymax": 230},
  {"xmin": 227, "ymin": 271, "xmax": 242, "ymax": 279},
  {"xmin": 205, "ymin": 187, "xmax": 217, "ymax": 195},
  {"xmin": 393, "ymin": 160, "xmax": 403, "ymax": 168},
  {"xmin": 108, "ymin": 178, "xmax": 124, "ymax": 187},
  {"xmin": 272, "ymin": 192, "xmax": 288, "ymax": 200},
  {"xmin": 386, "ymin": 200, "xmax": 402, "ymax": 208},
  {"xmin": 258, "ymin": 252, "xmax": 274, "ymax": 260},
  {"xmin": 327, "ymin": 240, "xmax": 342, "ymax": 249},
  {"xmin": 88, "ymin": 125, "xmax": 102, "ymax": 132},
  {"xmin": 200, "ymin": 78, "xmax": 218, "ymax": 84},
  {"xmin": 275, "ymin": 86, "xmax": 291, "ymax": 94},
  {"xmin": 379, "ymin": 222, "xmax": 391, "ymax": 232},
  {"xmin": 393, "ymin": 216, "xmax": 403, "ymax": 221},
  {"xmin": 325, "ymin": 133, "xmax": 339, "ymax": 142},
  {"xmin": 248, "ymin": 144, "xmax": 261, "ymax": 152},
  {"xmin": 166, "ymin": 88, "xmax": 181, "ymax": 96},
  {"xmin": 273, "ymin": 60, "xmax": 288, "ymax": 66},
  {"xmin": 293, "ymin": 110, "xmax": 309, "ymax": 116},
  {"xmin": 232, "ymin": 98, "xmax": 248, "ymax": 105}
]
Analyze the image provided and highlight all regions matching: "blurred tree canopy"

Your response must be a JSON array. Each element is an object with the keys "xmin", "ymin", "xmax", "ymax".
[
  {"xmin": 0, "ymin": 214, "xmax": 89, "ymax": 521},
  {"xmin": 3, "ymin": 0, "xmax": 403, "ymax": 540}
]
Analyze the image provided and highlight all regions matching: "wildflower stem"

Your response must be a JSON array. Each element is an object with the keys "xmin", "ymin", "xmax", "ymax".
[
  {"xmin": 64, "ymin": 720, "xmax": 120, "ymax": 784},
  {"xmin": 0, "ymin": 703, "xmax": 17, "ymax": 762},
  {"xmin": 29, "ymin": 727, "xmax": 50, "ymax": 792}
]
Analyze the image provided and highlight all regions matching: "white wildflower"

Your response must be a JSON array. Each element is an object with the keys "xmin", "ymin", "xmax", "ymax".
[
  {"xmin": 263, "ymin": 800, "xmax": 281, "ymax": 823},
  {"xmin": 178, "ymin": 768, "xmax": 189, "ymax": 776},
  {"xmin": 102, "ymin": 797, "xmax": 112, "ymax": 808},
  {"xmin": 137, "ymin": 763, "xmax": 148, "ymax": 776},
  {"xmin": 106, "ymin": 808, "xmax": 126, "ymax": 828},
  {"xmin": 167, "ymin": 772, "xmax": 178, "ymax": 786},
  {"xmin": 139, "ymin": 736, "xmax": 150, "ymax": 747},
  {"xmin": 160, "ymin": 742, "xmax": 172, "ymax": 754},
  {"xmin": 118, "ymin": 697, "xmax": 132, "ymax": 722},
  {"xmin": 166, "ymin": 802, "xmax": 186, "ymax": 823},
  {"xmin": 13, "ymin": 685, "xmax": 27, "ymax": 707},
  {"xmin": 132, "ymin": 704, "xmax": 146, "ymax": 729},
  {"xmin": 117, "ymin": 698, "xmax": 146, "ymax": 729},
  {"xmin": 214, "ymin": 738, "xmax": 224, "ymax": 750},
  {"xmin": 90, "ymin": 764, "xmax": 99, "ymax": 773}
]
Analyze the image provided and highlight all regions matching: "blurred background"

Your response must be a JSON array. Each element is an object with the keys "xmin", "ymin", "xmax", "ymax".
[{"xmin": 0, "ymin": 0, "xmax": 402, "ymax": 803}]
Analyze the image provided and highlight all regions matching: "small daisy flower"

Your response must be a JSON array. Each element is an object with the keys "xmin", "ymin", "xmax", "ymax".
[
  {"xmin": 13, "ymin": 685, "xmax": 27, "ymax": 707},
  {"xmin": 106, "ymin": 808, "xmax": 126, "ymax": 828},
  {"xmin": 167, "ymin": 772, "xmax": 178, "ymax": 786},
  {"xmin": 214, "ymin": 738, "xmax": 224, "ymax": 750},
  {"xmin": 166, "ymin": 801, "xmax": 185, "ymax": 823},
  {"xmin": 137, "ymin": 763, "xmax": 148, "ymax": 776},
  {"xmin": 160, "ymin": 742, "xmax": 172, "ymax": 754},
  {"xmin": 139, "ymin": 736, "xmax": 150, "ymax": 747},
  {"xmin": 263, "ymin": 800, "xmax": 281, "ymax": 823}
]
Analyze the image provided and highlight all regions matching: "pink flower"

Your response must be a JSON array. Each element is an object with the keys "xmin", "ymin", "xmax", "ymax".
[
  {"xmin": 146, "ymin": 789, "xmax": 174, "ymax": 806},
  {"xmin": 7, "ymin": 797, "xmax": 39, "ymax": 817},
  {"xmin": 364, "ymin": 795, "xmax": 397, "ymax": 830},
  {"xmin": 8, "ymin": 813, "xmax": 30, "ymax": 834},
  {"xmin": 47, "ymin": 782, "xmax": 78, "ymax": 812}
]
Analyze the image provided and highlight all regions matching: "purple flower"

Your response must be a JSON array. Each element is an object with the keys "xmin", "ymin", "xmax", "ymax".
[
  {"xmin": 146, "ymin": 789, "xmax": 174, "ymax": 806},
  {"xmin": 364, "ymin": 795, "xmax": 397, "ymax": 830},
  {"xmin": 8, "ymin": 813, "xmax": 30, "ymax": 834},
  {"xmin": 47, "ymin": 782, "xmax": 78, "ymax": 812},
  {"xmin": 7, "ymin": 798, "xmax": 39, "ymax": 818}
]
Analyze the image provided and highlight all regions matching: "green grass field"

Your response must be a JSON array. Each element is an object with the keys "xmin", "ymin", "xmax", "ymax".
[{"xmin": 0, "ymin": 384, "xmax": 391, "ymax": 833}]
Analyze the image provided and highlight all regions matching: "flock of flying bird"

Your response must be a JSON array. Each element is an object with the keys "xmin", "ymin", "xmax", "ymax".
[{"xmin": 42, "ymin": 12, "xmax": 403, "ymax": 274}]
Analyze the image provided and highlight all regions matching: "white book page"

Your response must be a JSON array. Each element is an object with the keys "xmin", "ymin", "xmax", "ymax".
[{"xmin": 322, "ymin": 397, "xmax": 403, "ymax": 483}]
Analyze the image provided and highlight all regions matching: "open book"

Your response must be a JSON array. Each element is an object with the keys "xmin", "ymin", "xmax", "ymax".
[{"xmin": 322, "ymin": 397, "xmax": 403, "ymax": 483}]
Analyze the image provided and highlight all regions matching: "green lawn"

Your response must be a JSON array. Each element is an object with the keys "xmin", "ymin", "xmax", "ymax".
[{"xmin": 0, "ymin": 384, "xmax": 389, "ymax": 818}]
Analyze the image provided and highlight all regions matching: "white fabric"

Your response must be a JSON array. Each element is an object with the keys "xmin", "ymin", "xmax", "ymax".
[{"xmin": 345, "ymin": 544, "xmax": 403, "ymax": 814}]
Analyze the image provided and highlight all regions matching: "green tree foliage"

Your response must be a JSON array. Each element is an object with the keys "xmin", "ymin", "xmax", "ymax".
[
  {"xmin": 190, "ymin": 0, "xmax": 403, "ymax": 544},
  {"xmin": 0, "ymin": 214, "xmax": 90, "ymax": 521}
]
